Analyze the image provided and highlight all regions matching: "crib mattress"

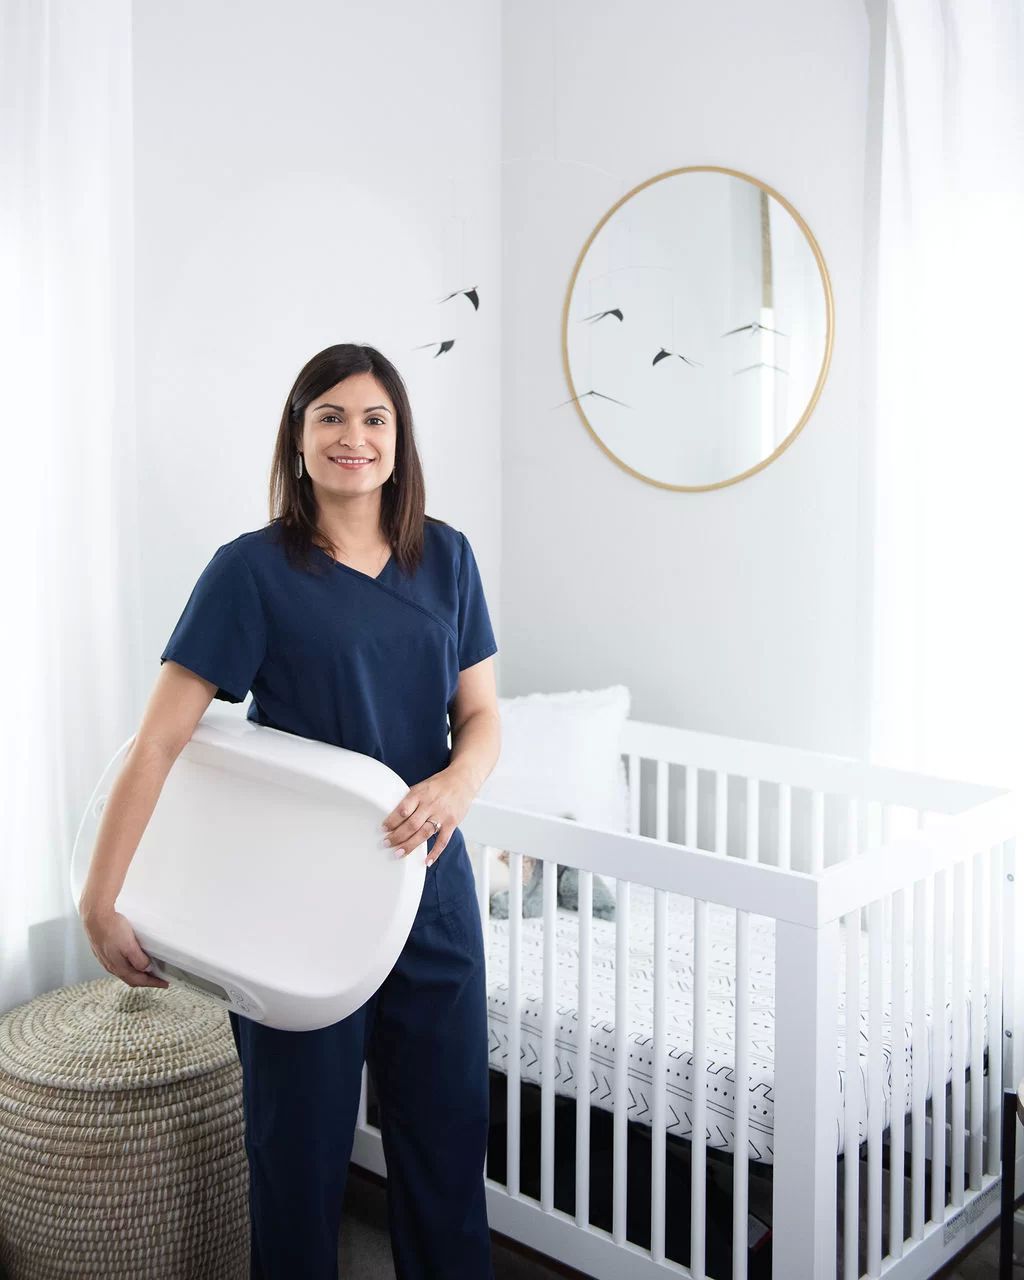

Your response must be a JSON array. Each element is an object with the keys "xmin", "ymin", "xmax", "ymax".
[{"xmin": 484, "ymin": 885, "xmax": 991, "ymax": 1164}]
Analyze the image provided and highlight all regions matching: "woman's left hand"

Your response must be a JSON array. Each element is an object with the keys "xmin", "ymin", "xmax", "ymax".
[{"xmin": 381, "ymin": 766, "xmax": 477, "ymax": 866}]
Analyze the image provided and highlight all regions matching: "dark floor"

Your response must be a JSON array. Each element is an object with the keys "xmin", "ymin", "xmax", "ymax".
[{"xmin": 339, "ymin": 1170, "xmax": 1023, "ymax": 1279}]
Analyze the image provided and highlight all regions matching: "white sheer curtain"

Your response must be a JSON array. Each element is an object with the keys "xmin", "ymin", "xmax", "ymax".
[
  {"xmin": 869, "ymin": 0, "xmax": 1024, "ymax": 787},
  {"xmin": 0, "ymin": 0, "xmax": 141, "ymax": 1014}
]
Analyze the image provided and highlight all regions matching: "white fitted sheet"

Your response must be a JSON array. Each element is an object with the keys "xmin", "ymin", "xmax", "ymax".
[{"xmin": 484, "ymin": 883, "xmax": 990, "ymax": 1163}]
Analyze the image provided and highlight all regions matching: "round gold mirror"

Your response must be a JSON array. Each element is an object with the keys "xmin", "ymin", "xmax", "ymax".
[{"xmin": 561, "ymin": 165, "xmax": 834, "ymax": 491}]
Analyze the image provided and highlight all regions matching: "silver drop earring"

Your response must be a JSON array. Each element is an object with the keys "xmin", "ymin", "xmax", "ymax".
[{"xmin": 295, "ymin": 451, "xmax": 304, "ymax": 479}]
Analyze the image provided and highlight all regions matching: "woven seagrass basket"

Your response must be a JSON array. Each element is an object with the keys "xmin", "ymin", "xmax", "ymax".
[{"xmin": 0, "ymin": 977, "xmax": 250, "ymax": 1279}]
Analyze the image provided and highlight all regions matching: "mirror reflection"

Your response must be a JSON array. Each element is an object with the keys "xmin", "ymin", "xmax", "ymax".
[{"xmin": 563, "ymin": 166, "xmax": 834, "ymax": 490}]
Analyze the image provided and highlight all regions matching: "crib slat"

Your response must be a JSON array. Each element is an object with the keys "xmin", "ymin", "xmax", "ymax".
[
  {"xmin": 575, "ymin": 868, "xmax": 592, "ymax": 1228},
  {"xmin": 969, "ymin": 852, "xmax": 984, "ymax": 1190},
  {"xmin": 999, "ymin": 839, "xmax": 1020, "ymax": 1150},
  {"xmin": 507, "ymin": 850, "xmax": 523, "ymax": 1197},
  {"xmin": 811, "ymin": 788, "xmax": 825, "ymax": 873},
  {"xmin": 475, "ymin": 843, "xmax": 492, "ymax": 1170},
  {"xmin": 931, "ymin": 868, "xmax": 947, "ymax": 1225},
  {"xmin": 746, "ymin": 776, "xmax": 758, "ymax": 862},
  {"xmin": 950, "ymin": 860, "xmax": 966, "ymax": 1207},
  {"xmin": 650, "ymin": 887, "xmax": 667, "ymax": 1263},
  {"xmin": 778, "ymin": 782, "xmax": 792, "ymax": 870},
  {"xmin": 685, "ymin": 763, "xmax": 698, "ymax": 848},
  {"xmin": 477, "ymin": 841, "xmax": 491, "ymax": 929},
  {"xmin": 715, "ymin": 770, "xmax": 727, "ymax": 855},
  {"xmin": 732, "ymin": 781, "xmax": 761, "ymax": 1274},
  {"xmin": 843, "ymin": 909, "xmax": 861, "ymax": 1280},
  {"xmin": 848, "ymin": 797, "xmax": 864, "ymax": 928},
  {"xmin": 656, "ymin": 759, "xmax": 669, "ymax": 843},
  {"xmin": 541, "ymin": 858, "xmax": 557, "ymax": 1212},
  {"xmin": 881, "ymin": 806, "xmax": 894, "ymax": 938},
  {"xmin": 889, "ymin": 887, "xmax": 906, "ymax": 1259},
  {"xmin": 986, "ymin": 845, "xmax": 1004, "ymax": 1176},
  {"xmin": 628, "ymin": 752, "xmax": 641, "ymax": 835},
  {"xmin": 733, "ymin": 905, "xmax": 750, "ymax": 1280},
  {"xmin": 867, "ymin": 898, "xmax": 883, "ymax": 1276},
  {"xmin": 691, "ymin": 897, "xmax": 708, "ymax": 1279},
  {"xmin": 911, "ymin": 877, "xmax": 928, "ymax": 1239},
  {"xmin": 613, "ymin": 878, "xmax": 630, "ymax": 1244}
]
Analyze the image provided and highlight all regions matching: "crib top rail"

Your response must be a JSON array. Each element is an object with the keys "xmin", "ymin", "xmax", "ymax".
[
  {"xmin": 465, "ymin": 786, "xmax": 1023, "ymax": 927},
  {"xmin": 619, "ymin": 716, "xmax": 1006, "ymax": 814},
  {"xmin": 463, "ymin": 797, "xmax": 821, "ymax": 924}
]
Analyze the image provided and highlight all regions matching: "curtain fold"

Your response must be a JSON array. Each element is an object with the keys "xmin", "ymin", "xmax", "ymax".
[
  {"xmin": 869, "ymin": 0, "xmax": 1024, "ymax": 786},
  {"xmin": 0, "ymin": 0, "xmax": 141, "ymax": 1014}
]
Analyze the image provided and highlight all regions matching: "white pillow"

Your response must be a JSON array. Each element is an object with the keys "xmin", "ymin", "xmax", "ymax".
[{"xmin": 476, "ymin": 684, "xmax": 631, "ymax": 832}]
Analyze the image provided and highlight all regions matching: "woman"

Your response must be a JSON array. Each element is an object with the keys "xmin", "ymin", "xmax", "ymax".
[{"xmin": 78, "ymin": 343, "xmax": 501, "ymax": 1279}]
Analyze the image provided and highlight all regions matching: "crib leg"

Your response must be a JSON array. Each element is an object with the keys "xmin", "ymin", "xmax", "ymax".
[
  {"xmin": 1000, "ymin": 1087, "xmax": 1018, "ymax": 1279},
  {"xmin": 772, "ymin": 918, "xmax": 840, "ymax": 1279}
]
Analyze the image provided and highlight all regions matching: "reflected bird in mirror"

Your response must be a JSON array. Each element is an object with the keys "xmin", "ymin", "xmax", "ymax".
[
  {"xmin": 652, "ymin": 347, "xmax": 703, "ymax": 369},
  {"xmin": 580, "ymin": 307, "xmax": 624, "ymax": 324},
  {"xmin": 553, "ymin": 388, "xmax": 631, "ymax": 409},
  {"xmin": 722, "ymin": 320, "xmax": 788, "ymax": 338}
]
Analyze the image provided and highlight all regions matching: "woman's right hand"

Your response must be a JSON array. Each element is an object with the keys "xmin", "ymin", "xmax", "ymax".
[{"xmin": 83, "ymin": 907, "xmax": 170, "ymax": 990}]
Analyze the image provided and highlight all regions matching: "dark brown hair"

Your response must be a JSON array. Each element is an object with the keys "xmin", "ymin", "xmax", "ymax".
[{"xmin": 266, "ymin": 343, "xmax": 444, "ymax": 577}]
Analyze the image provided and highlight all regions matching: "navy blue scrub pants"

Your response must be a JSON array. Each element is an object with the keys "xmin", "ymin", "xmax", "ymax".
[{"xmin": 228, "ymin": 885, "xmax": 495, "ymax": 1279}]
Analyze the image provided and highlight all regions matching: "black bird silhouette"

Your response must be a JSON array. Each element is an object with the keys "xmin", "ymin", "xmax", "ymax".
[
  {"xmin": 652, "ymin": 347, "xmax": 703, "ymax": 368},
  {"xmin": 722, "ymin": 321, "xmax": 788, "ymax": 338},
  {"xmin": 580, "ymin": 307, "xmax": 624, "ymax": 324},
  {"xmin": 553, "ymin": 388, "xmax": 631, "ymax": 409},
  {"xmin": 413, "ymin": 339, "xmax": 456, "ymax": 358},
  {"xmin": 439, "ymin": 287, "xmax": 480, "ymax": 311}
]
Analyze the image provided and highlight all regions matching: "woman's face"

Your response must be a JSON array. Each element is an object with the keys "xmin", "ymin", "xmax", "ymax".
[{"xmin": 300, "ymin": 372, "xmax": 397, "ymax": 496}]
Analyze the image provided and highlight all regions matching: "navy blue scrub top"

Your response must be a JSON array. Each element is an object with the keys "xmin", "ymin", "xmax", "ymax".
[{"xmin": 159, "ymin": 517, "xmax": 498, "ymax": 911}]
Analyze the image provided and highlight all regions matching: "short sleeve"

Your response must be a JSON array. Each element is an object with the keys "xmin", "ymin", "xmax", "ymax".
[
  {"xmin": 159, "ymin": 544, "xmax": 267, "ymax": 703},
  {"xmin": 456, "ymin": 531, "xmax": 498, "ymax": 671}
]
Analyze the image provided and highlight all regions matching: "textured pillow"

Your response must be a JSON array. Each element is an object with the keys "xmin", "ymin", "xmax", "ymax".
[{"xmin": 476, "ymin": 684, "xmax": 631, "ymax": 832}]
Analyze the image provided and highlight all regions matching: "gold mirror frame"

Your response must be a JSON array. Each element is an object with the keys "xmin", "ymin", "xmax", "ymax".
[{"xmin": 561, "ymin": 165, "xmax": 835, "ymax": 492}]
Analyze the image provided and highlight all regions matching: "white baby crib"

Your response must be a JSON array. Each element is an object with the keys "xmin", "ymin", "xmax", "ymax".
[{"xmin": 349, "ymin": 715, "xmax": 1024, "ymax": 1280}]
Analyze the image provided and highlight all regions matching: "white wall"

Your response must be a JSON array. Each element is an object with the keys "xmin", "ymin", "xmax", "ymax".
[
  {"xmin": 133, "ymin": 0, "xmax": 503, "ymax": 692},
  {"xmin": 500, "ymin": 0, "xmax": 874, "ymax": 758},
  {"xmin": 135, "ymin": 0, "xmax": 875, "ymax": 760}
]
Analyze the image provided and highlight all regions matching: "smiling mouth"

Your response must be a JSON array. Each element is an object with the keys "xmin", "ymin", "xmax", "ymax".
[{"xmin": 328, "ymin": 457, "xmax": 375, "ymax": 468}]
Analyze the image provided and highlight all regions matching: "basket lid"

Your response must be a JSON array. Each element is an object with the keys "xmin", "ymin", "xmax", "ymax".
[{"xmin": 0, "ymin": 977, "xmax": 236, "ymax": 1090}]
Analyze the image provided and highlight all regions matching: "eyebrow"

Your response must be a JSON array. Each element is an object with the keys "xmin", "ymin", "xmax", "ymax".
[{"xmin": 312, "ymin": 403, "xmax": 391, "ymax": 415}]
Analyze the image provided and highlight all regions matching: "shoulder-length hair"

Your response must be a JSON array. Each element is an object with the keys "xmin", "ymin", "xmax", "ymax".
[{"xmin": 266, "ymin": 342, "xmax": 445, "ymax": 576}]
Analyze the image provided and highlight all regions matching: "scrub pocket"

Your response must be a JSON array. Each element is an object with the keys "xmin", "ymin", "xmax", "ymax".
[{"xmin": 439, "ymin": 888, "xmax": 485, "ymax": 961}]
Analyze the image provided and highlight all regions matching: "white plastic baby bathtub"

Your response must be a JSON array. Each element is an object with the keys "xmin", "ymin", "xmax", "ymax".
[{"xmin": 70, "ymin": 708, "xmax": 424, "ymax": 1031}]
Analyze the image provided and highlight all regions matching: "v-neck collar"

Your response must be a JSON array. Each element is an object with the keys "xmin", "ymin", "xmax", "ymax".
[
  {"xmin": 310, "ymin": 540, "xmax": 457, "ymax": 644},
  {"xmin": 315, "ymin": 545, "xmax": 393, "ymax": 583}
]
